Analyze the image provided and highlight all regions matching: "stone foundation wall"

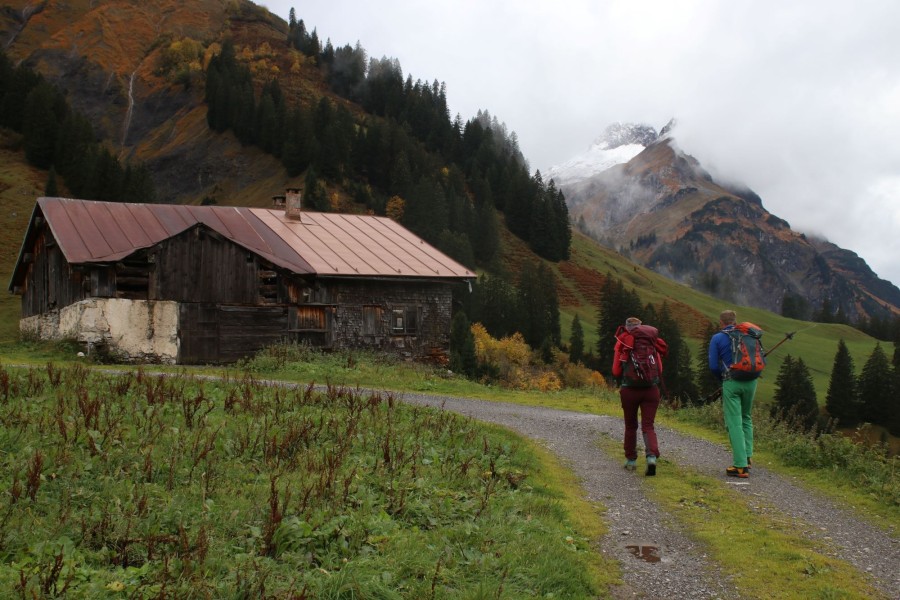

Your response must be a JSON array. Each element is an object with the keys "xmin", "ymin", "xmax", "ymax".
[{"xmin": 20, "ymin": 298, "xmax": 179, "ymax": 363}]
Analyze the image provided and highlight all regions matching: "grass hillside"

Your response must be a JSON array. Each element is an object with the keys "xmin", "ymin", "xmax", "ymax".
[
  {"xmin": 545, "ymin": 228, "xmax": 885, "ymax": 410},
  {"xmin": 0, "ymin": 132, "xmax": 46, "ymax": 343}
]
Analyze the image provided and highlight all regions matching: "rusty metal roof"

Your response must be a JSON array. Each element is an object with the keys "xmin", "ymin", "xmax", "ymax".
[
  {"xmin": 252, "ymin": 209, "xmax": 474, "ymax": 278},
  {"xmin": 9, "ymin": 198, "xmax": 474, "ymax": 288}
]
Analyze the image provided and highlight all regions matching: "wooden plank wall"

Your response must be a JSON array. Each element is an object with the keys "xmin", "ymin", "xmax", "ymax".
[
  {"xmin": 152, "ymin": 228, "xmax": 259, "ymax": 304},
  {"xmin": 20, "ymin": 230, "xmax": 86, "ymax": 317},
  {"xmin": 178, "ymin": 304, "xmax": 287, "ymax": 364}
]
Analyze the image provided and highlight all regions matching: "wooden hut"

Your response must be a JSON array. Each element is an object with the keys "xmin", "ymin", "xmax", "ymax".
[{"xmin": 8, "ymin": 195, "xmax": 474, "ymax": 364}]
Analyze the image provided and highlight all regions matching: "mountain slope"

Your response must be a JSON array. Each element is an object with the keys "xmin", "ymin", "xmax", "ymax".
[
  {"xmin": 554, "ymin": 126, "xmax": 900, "ymax": 323},
  {"xmin": 2, "ymin": 0, "xmax": 304, "ymax": 205}
]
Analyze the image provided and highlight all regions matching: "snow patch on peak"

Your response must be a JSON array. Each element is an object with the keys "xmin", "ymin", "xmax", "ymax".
[
  {"xmin": 548, "ymin": 122, "xmax": 658, "ymax": 186},
  {"xmin": 547, "ymin": 143, "xmax": 646, "ymax": 186}
]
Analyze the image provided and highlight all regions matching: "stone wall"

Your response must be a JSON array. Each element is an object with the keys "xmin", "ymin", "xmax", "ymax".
[
  {"xmin": 20, "ymin": 298, "xmax": 179, "ymax": 363},
  {"xmin": 327, "ymin": 280, "xmax": 454, "ymax": 359}
]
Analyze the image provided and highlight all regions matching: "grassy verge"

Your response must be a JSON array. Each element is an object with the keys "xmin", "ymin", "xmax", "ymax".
[
  {"xmin": 224, "ymin": 343, "xmax": 624, "ymax": 415},
  {"xmin": 639, "ymin": 454, "xmax": 889, "ymax": 600},
  {"xmin": 515, "ymin": 433, "xmax": 620, "ymax": 592},
  {"xmin": 666, "ymin": 402, "xmax": 900, "ymax": 525}
]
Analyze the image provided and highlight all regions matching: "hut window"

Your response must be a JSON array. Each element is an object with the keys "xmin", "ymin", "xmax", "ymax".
[
  {"xmin": 391, "ymin": 309, "xmax": 405, "ymax": 333},
  {"xmin": 405, "ymin": 308, "xmax": 418, "ymax": 334},
  {"xmin": 391, "ymin": 307, "xmax": 419, "ymax": 334}
]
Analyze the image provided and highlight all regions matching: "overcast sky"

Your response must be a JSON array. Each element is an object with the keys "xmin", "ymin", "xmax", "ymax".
[{"xmin": 265, "ymin": 0, "xmax": 900, "ymax": 287}]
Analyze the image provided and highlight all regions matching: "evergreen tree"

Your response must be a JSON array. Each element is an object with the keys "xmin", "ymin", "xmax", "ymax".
[
  {"xmin": 404, "ymin": 178, "xmax": 448, "ymax": 242},
  {"xmin": 449, "ymin": 311, "xmax": 478, "ymax": 378},
  {"xmin": 596, "ymin": 275, "xmax": 642, "ymax": 377},
  {"xmin": 256, "ymin": 90, "xmax": 279, "ymax": 155},
  {"xmin": 824, "ymin": 339, "xmax": 860, "ymax": 427},
  {"xmin": 471, "ymin": 196, "xmax": 499, "ymax": 264},
  {"xmin": 771, "ymin": 355, "xmax": 819, "ymax": 431},
  {"xmin": 303, "ymin": 168, "xmax": 329, "ymax": 211},
  {"xmin": 92, "ymin": 148, "xmax": 125, "ymax": 202},
  {"xmin": 0, "ymin": 52, "xmax": 42, "ymax": 131},
  {"xmin": 22, "ymin": 82, "xmax": 61, "ymax": 169},
  {"xmin": 389, "ymin": 151, "xmax": 413, "ymax": 199},
  {"xmin": 528, "ymin": 188, "xmax": 556, "ymax": 259},
  {"xmin": 436, "ymin": 230, "xmax": 474, "ymax": 269},
  {"xmin": 45, "ymin": 166, "xmax": 59, "ymax": 196},
  {"xmin": 781, "ymin": 292, "xmax": 810, "ymax": 320},
  {"xmin": 54, "ymin": 113, "xmax": 96, "ymax": 196},
  {"xmin": 546, "ymin": 179, "xmax": 571, "ymax": 260},
  {"xmin": 467, "ymin": 273, "xmax": 521, "ymax": 339},
  {"xmin": 858, "ymin": 343, "xmax": 893, "ymax": 427},
  {"xmin": 569, "ymin": 314, "xmax": 584, "ymax": 365},
  {"xmin": 122, "ymin": 163, "xmax": 156, "ymax": 204},
  {"xmin": 816, "ymin": 298, "xmax": 835, "ymax": 323},
  {"xmin": 655, "ymin": 301, "xmax": 698, "ymax": 403},
  {"xmin": 890, "ymin": 343, "xmax": 900, "ymax": 436},
  {"xmin": 281, "ymin": 105, "xmax": 315, "ymax": 176},
  {"xmin": 517, "ymin": 261, "xmax": 560, "ymax": 349},
  {"xmin": 694, "ymin": 320, "xmax": 722, "ymax": 403}
]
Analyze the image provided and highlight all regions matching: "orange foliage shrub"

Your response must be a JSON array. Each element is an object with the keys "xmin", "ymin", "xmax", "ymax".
[
  {"xmin": 471, "ymin": 323, "xmax": 603, "ymax": 391},
  {"xmin": 552, "ymin": 349, "xmax": 606, "ymax": 389},
  {"xmin": 158, "ymin": 38, "xmax": 204, "ymax": 79}
]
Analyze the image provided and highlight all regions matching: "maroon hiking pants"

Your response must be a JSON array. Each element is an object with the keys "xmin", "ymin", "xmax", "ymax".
[{"xmin": 620, "ymin": 386, "xmax": 661, "ymax": 460}]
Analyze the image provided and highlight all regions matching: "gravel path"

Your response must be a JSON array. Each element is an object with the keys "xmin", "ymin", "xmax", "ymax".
[{"xmin": 398, "ymin": 392, "xmax": 900, "ymax": 599}]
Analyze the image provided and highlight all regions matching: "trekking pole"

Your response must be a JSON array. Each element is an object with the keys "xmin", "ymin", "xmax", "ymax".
[
  {"xmin": 703, "ymin": 330, "xmax": 797, "ymax": 403},
  {"xmin": 763, "ymin": 330, "xmax": 795, "ymax": 357}
]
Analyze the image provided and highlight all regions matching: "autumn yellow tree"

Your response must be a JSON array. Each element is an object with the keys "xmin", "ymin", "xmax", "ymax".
[{"xmin": 386, "ymin": 196, "xmax": 405, "ymax": 221}]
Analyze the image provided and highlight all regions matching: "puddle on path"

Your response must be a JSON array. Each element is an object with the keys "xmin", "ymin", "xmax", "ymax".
[{"xmin": 625, "ymin": 544, "xmax": 661, "ymax": 563}]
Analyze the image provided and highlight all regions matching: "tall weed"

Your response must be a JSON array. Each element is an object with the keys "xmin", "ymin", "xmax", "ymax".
[{"xmin": 0, "ymin": 364, "xmax": 602, "ymax": 597}]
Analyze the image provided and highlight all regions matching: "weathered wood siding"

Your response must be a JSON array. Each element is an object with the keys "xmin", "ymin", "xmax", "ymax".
[
  {"xmin": 151, "ymin": 227, "xmax": 259, "ymax": 303},
  {"xmin": 20, "ymin": 230, "xmax": 87, "ymax": 317},
  {"xmin": 178, "ymin": 304, "xmax": 288, "ymax": 364}
]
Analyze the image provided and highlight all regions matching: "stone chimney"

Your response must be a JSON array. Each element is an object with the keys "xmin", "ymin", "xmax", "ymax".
[{"xmin": 285, "ymin": 188, "xmax": 302, "ymax": 220}]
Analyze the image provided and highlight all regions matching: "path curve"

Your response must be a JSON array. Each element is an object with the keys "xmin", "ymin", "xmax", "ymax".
[{"xmin": 398, "ymin": 392, "xmax": 900, "ymax": 599}]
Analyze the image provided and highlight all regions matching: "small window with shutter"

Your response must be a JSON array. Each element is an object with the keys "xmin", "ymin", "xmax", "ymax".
[{"xmin": 363, "ymin": 306, "xmax": 382, "ymax": 335}]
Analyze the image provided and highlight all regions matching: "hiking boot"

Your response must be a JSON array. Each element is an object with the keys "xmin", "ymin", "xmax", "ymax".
[
  {"xmin": 624, "ymin": 459, "xmax": 637, "ymax": 471},
  {"xmin": 645, "ymin": 455, "xmax": 657, "ymax": 477},
  {"xmin": 726, "ymin": 466, "xmax": 749, "ymax": 478}
]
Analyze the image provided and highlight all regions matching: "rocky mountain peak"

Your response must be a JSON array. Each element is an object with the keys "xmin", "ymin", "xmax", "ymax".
[
  {"xmin": 556, "ymin": 125, "xmax": 900, "ymax": 322},
  {"xmin": 594, "ymin": 122, "xmax": 658, "ymax": 149},
  {"xmin": 547, "ymin": 122, "xmax": 666, "ymax": 189}
]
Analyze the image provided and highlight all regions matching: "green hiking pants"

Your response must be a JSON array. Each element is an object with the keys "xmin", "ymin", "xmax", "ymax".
[{"xmin": 722, "ymin": 378, "xmax": 758, "ymax": 468}]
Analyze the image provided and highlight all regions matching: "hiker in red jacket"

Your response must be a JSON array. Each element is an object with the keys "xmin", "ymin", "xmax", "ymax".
[{"xmin": 612, "ymin": 317, "xmax": 668, "ymax": 476}]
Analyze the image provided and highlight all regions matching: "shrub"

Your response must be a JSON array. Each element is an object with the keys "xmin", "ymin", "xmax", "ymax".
[{"xmin": 471, "ymin": 324, "xmax": 603, "ymax": 391}]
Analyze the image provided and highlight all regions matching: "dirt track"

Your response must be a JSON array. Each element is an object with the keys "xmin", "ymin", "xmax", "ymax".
[{"xmin": 399, "ymin": 392, "xmax": 900, "ymax": 599}]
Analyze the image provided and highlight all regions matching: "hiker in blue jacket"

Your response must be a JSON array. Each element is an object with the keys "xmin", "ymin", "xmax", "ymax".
[{"xmin": 708, "ymin": 309, "xmax": 757, "ymax": 478}]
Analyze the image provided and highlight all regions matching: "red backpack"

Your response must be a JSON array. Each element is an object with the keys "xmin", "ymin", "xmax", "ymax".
[
  {"xmin": 618, "ymin": 325, "xmax": 667, "ymax": 387},
  {"xmin": 727, "ymin": 322, "xmax": 766, "ymax": 380}
]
